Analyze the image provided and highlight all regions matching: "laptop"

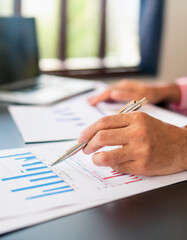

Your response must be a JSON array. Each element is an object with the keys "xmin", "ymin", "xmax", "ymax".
[{"xmin": 0, "ymin": 17, "xmax": 95, "ymax": 105}]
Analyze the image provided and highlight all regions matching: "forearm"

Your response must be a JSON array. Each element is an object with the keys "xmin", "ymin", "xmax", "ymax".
[
  {"xmin": 169, "ymin": 77, "xmax": 187, "ymax": 114},
  {"xmin": 154, "ymin": 83, "xmax": 180, "ymax": 103},
  {"xmin": 154, "ymin": 77, "xmax": 187, "ymax": 115},
  {"xmin": 181, "ymin": 126, "xmax": 187, "ymax": 170}
]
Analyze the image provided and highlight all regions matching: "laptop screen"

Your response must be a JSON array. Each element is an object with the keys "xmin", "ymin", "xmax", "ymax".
[{"xmin": 0, "ymin": 17, "xmax": 40, "ymax": 87}]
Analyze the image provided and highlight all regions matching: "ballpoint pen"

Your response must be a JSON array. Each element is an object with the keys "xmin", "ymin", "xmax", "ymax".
[{"xmin": 51, "ymin": 97, "xmax": 148, "ymax": 166}]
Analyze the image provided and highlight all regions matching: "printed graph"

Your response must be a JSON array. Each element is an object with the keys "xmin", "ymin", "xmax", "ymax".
[
  {"xmin": 56, "ymin": 152, "xmax": 143, "ymax": 189},
  {"xmin": 53, "ymin": 106, "xmax": 86, "ymax": 127},
  {"xmin": 0, "ymin": 152, "xmax": 74, "ymax": 200}
]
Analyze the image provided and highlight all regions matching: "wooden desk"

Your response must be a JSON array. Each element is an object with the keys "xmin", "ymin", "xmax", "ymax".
[{"xmin": 0, "ymin": 104, "xmax": 187, "ymax": 240}]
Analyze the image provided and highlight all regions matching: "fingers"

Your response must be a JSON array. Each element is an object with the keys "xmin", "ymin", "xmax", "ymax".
[
  {"xmin": 88, "ymin": 88, "xmax": 140, "ymax": 105},
  {"xmin": 92, "ymin": 146, "xmax": 135, "ymax": 167},
  {"xmin": 92, "ymin": 148, "xmax": 137, "ymax": 175},
  {"xmin": 112, "ymin": 161, "xmax": 135, "ymax": 175},
  {"xmin": 78, "ymin": 114, "xmax": 132, "ymax": 144},
  {"xmin": 88, "ymin": 89, "xmax": 111, "ymax": 106},
  {"xmin": 87, "ymin": 81, "xmax": 135, "ymax": 105},
  {"xmin": 110, "ymin": 89, "xmax": 135, "ymax": 102},
  {"xmin": 110, "ymin": 90, "xmax": 127, "ymax": 101},
  {"xmin": 88, "ymin": 79, "xmax": 153, "ymax": 107},
  {"xmin": 83, "ymin": 127, "xmax": 132, "ymax": 154}
]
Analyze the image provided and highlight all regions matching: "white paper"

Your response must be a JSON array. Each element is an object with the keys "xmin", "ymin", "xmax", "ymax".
[
  {"xmin": 0, "ymin": 142, "xmax": 186, "ymax": 234},
  {"xmin": 9, "ymin": 83, "xmax": 106, "ymax": 143},
  {"xmin": 10, "ymin": 87, "xmax": 187, "ymax": 144}
]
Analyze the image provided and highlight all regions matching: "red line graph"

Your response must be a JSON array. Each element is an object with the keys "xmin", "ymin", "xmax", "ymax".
[
  {"xmin": 103, "ymin": 171, "xmax": 142, "ymax": 184},
  {"xmin": 103, "ymin": 173, "xmax": 127, "ymax": 180},
  {"xmin": 125, "ymin": 179, "xmax": 142, "ymax": 184}
]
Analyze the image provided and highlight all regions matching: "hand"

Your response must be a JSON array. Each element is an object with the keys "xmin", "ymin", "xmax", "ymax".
[
  {"xmin": 88, "ymin": 80, "xmax": 180, "ymax": 106},
  {"xmin": 78, "ymin": 112, "xmax": 187, "ymax": 176}
]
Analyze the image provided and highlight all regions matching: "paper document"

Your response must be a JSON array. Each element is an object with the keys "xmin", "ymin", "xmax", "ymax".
[
  {"xmin": 10, "ymin": 97, "xmax": 187, "ymax": 144},
  {"xmin": 0, "ymin": 142, "xmax": 186, "ymax": 234},
  {"xmin": 9, "ymin": 92, "xmax": 105, "ymax": 143}
]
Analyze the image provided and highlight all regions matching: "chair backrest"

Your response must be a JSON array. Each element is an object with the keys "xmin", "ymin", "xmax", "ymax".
[
  {"xmin": 139, "ymin": 0, "xmax": 165, "ymax": 74},
  {"xmin": 0, "ymin": 17, "xmax": 40, "ymax": 85}
]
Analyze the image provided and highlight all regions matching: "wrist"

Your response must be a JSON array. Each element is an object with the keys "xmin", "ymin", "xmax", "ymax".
[
  {"xmin": 158, "ymin": 83, "xmax": 180, "ymax": 103},
  {"xmin": 179, "ymin": 127, "xmax": 187, "ymax": 171}
]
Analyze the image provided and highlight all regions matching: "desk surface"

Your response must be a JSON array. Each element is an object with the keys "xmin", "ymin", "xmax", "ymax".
[{"xmin": 0, "ymin": 104, "xmax": 187, "ymax": 240}]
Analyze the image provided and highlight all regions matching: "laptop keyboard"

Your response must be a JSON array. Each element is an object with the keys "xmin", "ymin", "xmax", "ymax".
[{"xmin": 0, "ymin": 75, "xmax": 95, "ymax": 105}]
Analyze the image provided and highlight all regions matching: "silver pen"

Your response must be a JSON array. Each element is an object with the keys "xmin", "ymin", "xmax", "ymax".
[{"xmin": 51, "ymin": 97, "xmax": 148, "ymax": 166}]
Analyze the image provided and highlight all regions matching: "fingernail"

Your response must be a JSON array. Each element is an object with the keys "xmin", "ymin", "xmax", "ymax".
[
  {"xmin": 92, "ymin": 154, "xmax": 100, "ymax": 166},
  {"xmin": 78, "ymin": 132, "xmax": 86, "ymax": 143},
  {"xmin": 83, "ymin": 147, "xmax": 89, "ymax": 154},
  {"xmin": 87, "ymin": 99, "xmax": 95, "ymax": 106}
]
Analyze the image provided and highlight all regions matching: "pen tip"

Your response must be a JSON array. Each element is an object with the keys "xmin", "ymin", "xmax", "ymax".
[{"xmin": 50, "ymin": 154, "xmax": 69, "ymax": 167}]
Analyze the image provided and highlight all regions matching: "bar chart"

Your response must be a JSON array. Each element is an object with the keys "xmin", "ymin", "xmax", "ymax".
[
  {"xmin": 0, "ymin": 152, "xmax": 74, "ymax": 201},
  {"xmin": 53, "ymin": 106, "xmax": 86, "ymax": 127},
  {"xmin": 0, "ymin": 143, "xmax": 145, "ymax": 221},
  {"xmin": 1, "ymin": 143, "xmax": 186, "ymax": 235}
]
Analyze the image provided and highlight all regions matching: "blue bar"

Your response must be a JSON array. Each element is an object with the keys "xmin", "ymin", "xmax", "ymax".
[
  {"xmin": 1, "ymin": 170, "xmax": 53, "ymax": 181},
  {"xmin": 11, "ymin": 180, "xmax": 64, "ymax": 192},
  {"xmin": 15, "ymin": 156, "xmax": 36, "ymax": 161},
  {"xmin": 30, "ymin": 175, "xmax": 59, "ymax": 182},
  {"xmin": 76, "ymin": 123, "xmax": 85, "ymax": 126},
  {"xmin": 26, "ymin": 189, "xmax": 74, "ymax": 200},
  {"xmin": 53, "ymin": 107, "xmax": 70, "ymax": 113},
  {"xmin": 22, "ymin": 161, "xmax": 42, "ymax": 167},
  {"xmin": 43, "ymin": 186, "xmax": 70, "ymax": 192},
  {"xmin": 0, "ymin": 152, "xmax": 31, "ymax": 159},
  {"xmin": 56, "ymin": 118, "xmax": 81, "ymax": 121},
  {"xmin": 26, "ymin": 166, "xmax": 48, "ymax": 171}
]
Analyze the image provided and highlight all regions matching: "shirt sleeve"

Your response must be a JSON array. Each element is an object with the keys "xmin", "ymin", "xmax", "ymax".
[{"xmin": 170, "ymin": 77, "xmax": 187, "ymax": 115}]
